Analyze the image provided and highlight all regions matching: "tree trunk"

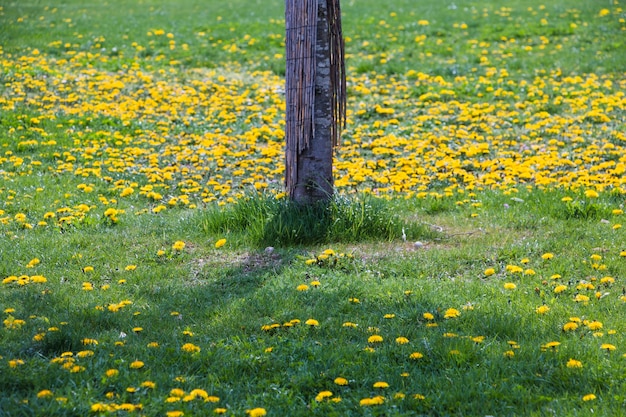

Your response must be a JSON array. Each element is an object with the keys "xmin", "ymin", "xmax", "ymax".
[
  {"xmin": 285, "ymin": 0, "xmax": 345, "ymax": 204},
  {"xmin": 291, "ymin": 0, "xmax": 333, "ymax": 203}
]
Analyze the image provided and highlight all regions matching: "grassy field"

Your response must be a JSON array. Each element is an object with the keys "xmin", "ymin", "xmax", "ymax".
[{"xmin": 1, "ymin": 0, "xmax": 626, "ymax": 416}]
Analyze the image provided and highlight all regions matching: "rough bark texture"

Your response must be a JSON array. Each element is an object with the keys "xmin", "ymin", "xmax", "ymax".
[
  {"xmin": 285, "ymin": 0, "xmax": 345, "ymax": 204},
  {"xmin": 292, "ymin": 0, "xmax": 333, "ymax": 202}
]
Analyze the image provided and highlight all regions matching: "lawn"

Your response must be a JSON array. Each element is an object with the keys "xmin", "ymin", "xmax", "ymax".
[{"xmin": 1, "ymin": 0, "xmax": 626, "ymax": 416}]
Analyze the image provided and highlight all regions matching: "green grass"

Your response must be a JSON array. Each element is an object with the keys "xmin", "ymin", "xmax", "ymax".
[{"xmin": 2, "ymin": 0, "xmax": 626, "ymax": 416}]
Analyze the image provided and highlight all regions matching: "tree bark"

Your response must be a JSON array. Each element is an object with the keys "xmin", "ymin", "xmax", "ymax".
[
  {"xmin": 285, "ymin": 0, "xmax": 345, "ymax": 204},
  {"xmin": 290, "ymin": 0, "xmax": 333, "ymax": 203}
]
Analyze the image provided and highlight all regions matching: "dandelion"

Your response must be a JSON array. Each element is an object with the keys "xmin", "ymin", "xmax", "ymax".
[
  {"xmin": 296, "ymin": 284, "xmax": 309, "ymax": 291},
  {"xmin": 600, "ymin": 276, "xmax": 615, "ymax": 285},
  {"xmin": 543, "ymin": 341, "xmax": 561, "ymax": 351},
  {"xmin": 409, "ymin": 352, "xmax": 424, "ymax": 360},
  {"xmin": 166, "ymin": 412, "xmax": 184, "ymax": 417},
  {"xmin": 563, "ymin": 322, "xmax": 579, "ymax": 332},
  {"xmin": 423, "ymin": 312, "xmax": 434, "ymax": 320},
  {"xmin": 566, "ymin": 359, "xmax": 583, "ymax": 368},
  {"xmin": 484, "ymin": 268, "xmax": 496, "ymax": 276},
  {"xmin": 504, "ymin": 282, "xmax": 516, "ymax": 290},
  {"xmin": 141, "ymin": 381, "xmax": 156, "ymax": 389},
  {"xmin": 334, "ymin": 377, "xmax": 348, "ymax": 386},
  {"xmin": 368, "ymin": 335, "xmax": 383, "ymax": 343},
  {"xmin": 535, "ymin": 305, "xmax": 550, "ymax": 314},
  {"xmin": 582, "ymin": 394, "xmax": 597, "ymax": 401},
  {"xmin": 105, "ymin": 369, "xmax": 119, "ymax": 378},
  {"xmin": 181, "ymin": 343, "xmax": 201, "ymax": 353},
  {"xmin": 214, "ymin": 408, "xmax": 227, "ymax": 414},
  {"xmin": 37, "ymin": 390, "xmax": 54, "ymax": 398},
  {"xmin": 587, "ymin": 321, "xmax": 603, "ymax": 331},
  {"xmin": 315, "ymin": 391, "xmax": 333, "ymax": 402},
  {"xmin": 541, "ymin": 253, "xmax": 554, "ymax": 260},
  {"xmin": 214, "ymin": 238, "xmax": 226, "ymax": 248},
  {"xmin": 600, "ymin": 343, "xmax": 616, "ymax": 352},
  {"xmin": 503, "ymin": 350, "xmax": 515, "ymax": 358},
  {"xmin": 91, "ymin": 403, "xmax": 111, "ymax": 413},
  {"xmin": 310, "ymin": 280, "xmax": 321, "ymax": 287},
  {"xmin": 554, "ymin": 285, "xmax": 567, "ymax": 294},
  {"xmin": 395, "ymin": 337, "xmax": 409, "ymax": 344},
  {"xmin": 360, "ymin": 396, "xmax": 385, "ymax": 406},
  {"xmin": 246, "ymin": 408, "xmax": 267, "ymax": 417},
  {"xmin": 574, "ymin": 294, "xmax": 590, "ymax": 303},
  {"xmin": 305, "ymin": 318, "xmax": 319, "ymax": 327},
  {"xmin": 373, "ymin": 381, "xmax": 389, "ymax": 388},
  {"xmin": 444, "ymin": 308, "xmax": 460, "ymax": 319},
  {"xmin": 129, "ymin": 360, "xmax": 144, "ymax": 369},
  {"xmin": 172, "ymin": 241, "xmax": 185, "ymax": 251}
]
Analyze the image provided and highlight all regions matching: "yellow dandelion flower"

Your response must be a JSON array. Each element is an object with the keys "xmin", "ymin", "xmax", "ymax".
[
  {"xmin": 334, "ymin": 377, "xmax": 348, "ymax": 386},
  {"xmin": 582, "ymin": 394, "xmax": 596, "ymax": 401},
  {"xmin": 296, "ymin": 284, "xmax": 309, "ymax": 291},
  {"xmin": 566, "ymin": 359, "xmax": 583, "ymax": 368},
  {"xmin": 181, "ymin": 343, "xmax": 201, "ymax": 353},
  {"xmin": 409, "ymin": 352, "xmax": 424, "ymax": 360},
  {"xmin": 214, "ymin": 238, "xmax": 226, "ymax": 248},
  {"xmin": 535, "ymin": 305, "xmax": 550, "ymax": 314},
  {"xmin": 172, "ymin": 241, "xmax": 185, "ymax": 251},
  {"xmin": 587, "ymin": 321, "xmax": 603, "ymax": 330},
  {"xmin": 504, "ymin": 282, "xmax": 516, "ymax": 290},
  {"xmin": 368, "ymin": 335, "xmax": 383, "ymax": 343},
  {"xmin": 563, "ymin": 322, "xmax": 579, "ymax": 332},
  {"xmin": 444, "ymin": 308, "xmax": 460, "ymax": 319},
  {"xmin": 360, "ymin": 396, "xmax": 385, "ymax": 406},
  {"xmin": 600, "ymin": 343, "xmax": 616, "ymax": 352},
  {"xmin": 37, "ymin": 389, "xmax": 54, "ymax": 398},
  {"xmin": 129, "ymin": 360, "xmax": 144, "ymax": 369},
  {"xmin": 315, "ymin": 391, "xmax": 333, "ymax": 402},
  {"xmin": 395, "ymin": 337, "xmax": 409, "ymax": 344},
  {"xmin": 484, "ymin": 268, "xmax": 496, "ymax": 276},
  {"xmin": 246, "ymin": 408, "xmax": 267, "ymax": 417}
]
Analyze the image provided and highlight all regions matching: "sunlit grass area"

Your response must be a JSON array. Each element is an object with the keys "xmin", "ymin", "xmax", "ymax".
[{"xmin": 1, "ymin": 0, "xmax": 626, "ymax": 416}]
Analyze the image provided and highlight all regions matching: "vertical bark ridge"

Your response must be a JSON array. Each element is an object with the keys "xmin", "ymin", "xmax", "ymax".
[{"xmin": 326, "ymin": 0, "xmax": 346, "ymax": 148}]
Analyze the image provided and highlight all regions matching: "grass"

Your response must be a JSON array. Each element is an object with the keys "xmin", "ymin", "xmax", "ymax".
[{"xmin": 1, "ymin": 0, "xmax": 626, "ymax": 416}]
